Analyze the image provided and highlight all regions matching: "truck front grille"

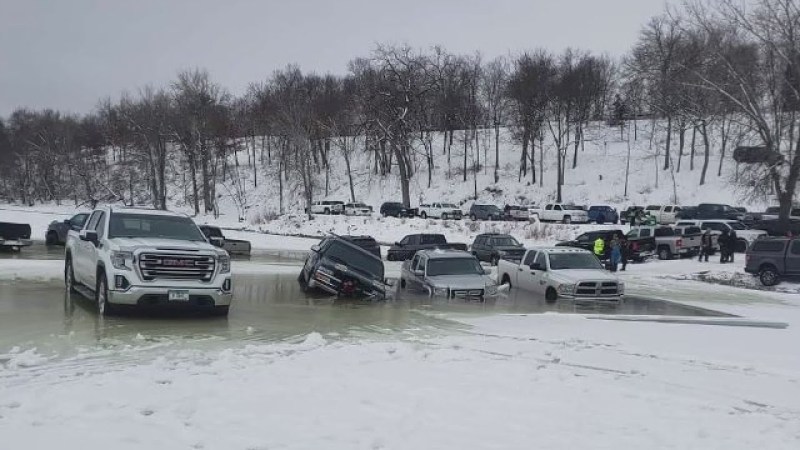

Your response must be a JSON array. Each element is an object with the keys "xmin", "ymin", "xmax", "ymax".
[
  {"xmin": 451, "ymin": 289, "xmax": 484, "ymax": 298},
  {"xmin": 575, "ymin": 281, "xmax": 620, "ymax": 297},
  {"xmin": 138, "ymin": 253, "xmax": 215, "ymax": 281}
]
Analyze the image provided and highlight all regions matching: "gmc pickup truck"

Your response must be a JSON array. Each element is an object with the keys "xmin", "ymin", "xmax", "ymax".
[
  {"xmin": 529, "ymin": 204, "xmax": 589, "ymax": 224},
  {"xmin": 497, "ymin": 247, "xmax": 623, "ymax": 303},
  {"xmin": 386, "ymin": 234, "xmax": 468, "ymax": 261},
  {"xmin": 626, "ymin": 226, "xmax": 701, "ymax": 260},
  {"xmin": 65, "ymin": 207, "xmax": 233, "ymax": 316}
]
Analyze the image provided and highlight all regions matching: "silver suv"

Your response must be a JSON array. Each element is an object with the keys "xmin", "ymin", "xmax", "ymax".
[{"xmin": 65, "ymin": 207, "xmax": 233, "ymax": 316}]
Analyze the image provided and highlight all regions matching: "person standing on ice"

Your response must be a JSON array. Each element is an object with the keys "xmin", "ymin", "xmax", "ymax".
[
  {"xmin": 619, "ymin": 236, "xmax": 630, "ymax": 271},
  {"xmin": 609, "ymin": 237, "xmax": 622, "ymax": 272},
  {"xmin": 699, "ymin": 229, "xmax": 712, "ymax": 262},
  {"xmin": 728, "ymin": 229, "xmax": 738, "ymax": 262},
  {"xmin": 594, "ymin": 236, "xmax": 605, "ymax": 260},
  {"xmin": 719, "ymin": 229, "xmax": 730, "ymax": 263}
]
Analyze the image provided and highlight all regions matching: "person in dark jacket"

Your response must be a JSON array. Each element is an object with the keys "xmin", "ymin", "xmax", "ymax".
[
  {"xmin": 728, "ymin": 229, "xmax": 738, "ymax": 262},
  {"xmin": 698, "ymin": 229, "xmax": 712, "ymax": 262},
  {"xmin": 609, "ymin": 237, "xmax": 622, "ymax": 272},
  {"xmin": 620, "ymin": 236, "xmax": 630, "ymax": 271},
  {"xmin": 720, "ymin": 229, "xmax": 730, "ymax": 263}
]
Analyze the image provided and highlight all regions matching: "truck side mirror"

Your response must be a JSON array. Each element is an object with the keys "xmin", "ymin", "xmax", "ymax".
[
  {"xmin": 209, "ymin": 236, "xmax": 224, "ymax": 247},
  {"xmin": 310, "ymin": 244, "xmax": 321, "ymax": 253},
  {"xmin": 395, "ymin": 242, "xmax": 402, "ymax": 247},
  {"xmin": 79, "ymin": 230, "xmax": 98, "ymax": 245},
  {"xmin": 413, "ymin": 269, "xmax": 424, "ymax": 276}
]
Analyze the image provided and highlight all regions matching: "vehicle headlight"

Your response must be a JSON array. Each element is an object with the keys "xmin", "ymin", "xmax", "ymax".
[
  {"xmin": 218, "ymin": 254, "xmax": 231, "ymax": 274},
  {"xmin": 485, "ymin": 283, "xmax": 498, "ymax": 295},
  {"xmin": 433, "ymin": 286, "xmax": 449, "ymax": 297},
  {"xmin": 111, "ymin": 251, "xmax": 133, "ymax": 270},
  {"xmin": 557, "ymin": 284, "xmax": 575, "ymax": 295}
]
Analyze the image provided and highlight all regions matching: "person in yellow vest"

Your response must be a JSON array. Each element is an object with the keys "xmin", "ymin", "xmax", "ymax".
[{"xmin": 593, "ymin": 236, "xmax": 605, "ymax": 259}]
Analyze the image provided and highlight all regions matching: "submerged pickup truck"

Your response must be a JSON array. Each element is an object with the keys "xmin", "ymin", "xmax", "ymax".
[
  {"xmin": 299, "ymin": 235, "xmax": 386, "ymax": 298},
  {"xmin": 626, "ymin": 226, "xmax": 701, "ymax": 260},
  {"xmin": 386, "ymin": 234, "xmax": 468, "ymax": 261},
  {"xmin": 65, "ymin": 207, "xmax": 233, "ymax": 316},
  {"xmin": 498, "ymin": 247, "xmax": 623, "ymax": 303},
  {"xmin": 198, "ymin": 225, "xmax": 252, "ymax": 256}
]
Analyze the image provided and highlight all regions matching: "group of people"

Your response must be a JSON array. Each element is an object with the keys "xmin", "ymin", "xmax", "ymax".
[
  {"xmin": 593, "ymin": 235, "xmax": 629, "ymax": 272},
  {"xmin": 698, "ymin": 228, "xmax": 738, "ymax": 263}
]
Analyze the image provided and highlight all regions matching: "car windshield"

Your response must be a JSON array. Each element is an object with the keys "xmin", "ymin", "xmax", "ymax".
[
  {"xmin": 491, "ymin": 237, "xmax": 520, "ymax": 246},
  {"xmin": 71, "ymin": 214, "xmax": 88, "ymax": 226},
  {"xmin": 426, "ymin": 257, "xmax": 483, "ymax": 276},
  {"xmin": 324, "ymin": 240, "xmax": 383, "ymax": 280},
  {"xmin": 548, "ymin": 253, "xmax": 603, "ymax": 270},
  {"xmin": 108, "ymin": 213, "xmax": 206, "ymax": 241}
]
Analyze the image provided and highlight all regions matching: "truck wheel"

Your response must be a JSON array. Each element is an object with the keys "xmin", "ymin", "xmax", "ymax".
[
  {"xmin": 298, "ymin": 272, "xmax": 310, "ymax": 292},
  {"xmin": 759, "ymin": 266, "xmax": 779, "ymax": 286},
  {"xmin": 736, "ymin": 239, "xmax": 748, "ymax": 253},
  {"xmin": 65, "ymin": 256, "xmax": 76, "ymax": 293},
  {"xmin": 420, "ymin": 212, "xmax": 427, "ymax": 219},
  {"xmin": 545, "ymin": 287, "xmax": 558, "ymax": 304},
  {"xmin": 46, "ymin": 231, "xmax": 58, "ymax": 245},
  {"xmin": 400, "ymin": 278, "xmax": 406, "ymax": 289},
  {"xmin": 211, "ymin": 305, "xmax": 230, "ymax": 316},
  {"xmin": 658, "ymin": 246, "xmax": 673, "ymax": 260},
  {"xmin": 470, "ymin": 214, "xmax": 477, "ymax": 221},
  {"xmin": 562, "ymin": 216, "xmax": 571, "ymax": 224},
  {"xmin": 324, "ymin": 208, "xmax": 330, "ymax": 215},
  {"xmin": 501, "ymin": 274, "xmax": 511, "ymax": 288},
  {"xmin": 95, "ymin": 272, "xmax": 115, "ymax": 316},
  {"xmin": 596, "ymin": 215, "xmax": 605, "ymax": 224}
]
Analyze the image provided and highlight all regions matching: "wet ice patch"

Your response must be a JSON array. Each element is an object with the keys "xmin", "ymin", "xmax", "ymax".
[
  {"xmin": 665, "ymin": 270, "xmax": 800, "ymax": 294},
  {"xmin": 0, "ymin": 347, "xmax": 48, "ymax": 370}
]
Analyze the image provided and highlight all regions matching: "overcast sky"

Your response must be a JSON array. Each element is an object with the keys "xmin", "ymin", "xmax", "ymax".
[{"xmin": 0, "ymin": 0, "xmax": 672, "ymax": 116}]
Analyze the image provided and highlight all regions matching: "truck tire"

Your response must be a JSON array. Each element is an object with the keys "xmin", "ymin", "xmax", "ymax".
[
  {"xmin": 501, "ymin": 274, "xmax": 511, "ymax": 288},
  {"xmin": 324, "ymin": 208, "xmax": 330, "ymax": 215},
  {"xmin": 212, "ymin": 305, "xmax": 230, "ymax": 316},
  {"xmin": 545, "ymin": 287, "xmax": 558, "ymax": 303},
  {"xmin": 736, "ymin": 239, "xmax": 748, "ymax": 253},
  {"xmin": 658, "ymin": 246, "xmax": 673, "ymax": 260},
  {"xmin": 65, "ymin": 256, "xmax": 76, "ymax": 293},
  {"xmin": 596, "ymin": 215, "xmax": 605, "ymax": 225},
  {"xmin": 46, "ymin": 231, "xmax": 58, "ymax": 245},
  {"xmin": 470, "ymin": 214, "xmax": 477, "ymax": 221},
  {"xmin": 759, "ymin": 265, "xmax": 779, "ymax": 286},
  {"xmin": 95, "ymin": 271, "xmax": 115, "ymax": 316},
  {"xmin": 562, "ymin": 216, "xmax": 571, "ymax": 224},
  {"xmin": 420, "ymin": 211, "xmax": 427, "ymax": 219}
]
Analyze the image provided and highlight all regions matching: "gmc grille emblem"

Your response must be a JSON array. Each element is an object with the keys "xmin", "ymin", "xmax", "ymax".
[{"xmin": 162, "ymin": 259, "xmax": 194, "ymax": 267}]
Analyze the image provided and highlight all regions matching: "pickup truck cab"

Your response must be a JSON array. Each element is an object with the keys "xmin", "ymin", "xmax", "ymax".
[
  {"xmin": 418, "ymin": 203, "xmax": 463, "ymax": 220},
  {"xmin": 643, "ymin": 205, "xmax": 682, "ymax": 224},
  {"xmin": 387, "ymin": 233, "xmax": 468, "ymax": 261},
  {"xmin": 198, "ymin": 225, "xmax": 252, "ymax": 256},
  {"xmin": 498, "ymin": 247, "xmax": 623, "ymax": 303},
  {"xmin": 310, "ymin": 200, "xmax": 345, "ymax": 215},
  {"xmin": 400, "ymin": 249, "xmax": 498, "ymax": 299},
  {"xmin": 675, "ymin": 220, "xmax": 766, "ymax": 252},
  {"xmin": 470, "ymin": 233, "xmax": 525, "ymax": 265},
  {"xmin": 65, "ymin": 207, "xmax": 233, "ymax": 316},
  {"xmin": 529, "ymin": 203, "xmax": 589, "ymax": 224},
  {"xmin": 556, "ymin": 229, "xmax": 655, "ymax": 262},
  {"xmin": 627, "ymin": 225, "xmax": 699, "ymax": 260},
  {"xmin": 744, "ymin": 238, "xmax": 800, "ymax": 286}
]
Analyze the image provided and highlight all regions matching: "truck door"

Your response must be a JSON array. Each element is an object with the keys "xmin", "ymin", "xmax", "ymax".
[
  {"xmin": 525, "ymin": 251, "xmax": 548, "ymax": 295},
  {"xmin": 74, "ymin": 211, "xmax": 101, "ymax": 286},
  {"xmin": 787, "ymin": 240, "xmax": 800, "ymax": 275},
  {"xmin": 84, "ymin": 211, "xmax": 106, "ymax": 290}
]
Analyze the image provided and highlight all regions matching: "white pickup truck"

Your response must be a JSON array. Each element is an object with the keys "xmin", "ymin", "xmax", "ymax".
[
  {"xmin": 65, "ymin": 207, "xmax": 233, "ymax": 316},
  {"xmin": 497, "ymin": 247, "xmax": 623, "ymax": 303},
  {"xmin": 644, "ymin": 205, "xmax": 682, "ymax": 224},
  {"xmin": 418, "ymin": 202, "xmax": 463, "ymax": 220},
  {"xmin": 529, "ymin": 204, "xmax": 589, "ymax": 224}
]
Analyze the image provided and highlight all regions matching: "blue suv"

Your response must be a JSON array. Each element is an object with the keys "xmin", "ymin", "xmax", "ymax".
[{"xmin": 587, "ymin": 205, "xmax": 619, "ymax": 224}]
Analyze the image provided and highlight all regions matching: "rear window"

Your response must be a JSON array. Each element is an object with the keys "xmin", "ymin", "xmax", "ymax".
[
  {"xmin": 751, "ymin": 240, "xmax": 787, "ymax": 253},
  {"xmin": 421, "ymin": 235, "xmax": 446, "ymax": 244},
  {"xmin": 324, "ymin": 240, "xmax": 383, "ymax": 280},
  {"xmin": 646, "ymin": 205, "xmax": 660, "ymax": 210},
  {"xmin": 654, "ymin": 228, "xmax": 675, "ymax": 237}
]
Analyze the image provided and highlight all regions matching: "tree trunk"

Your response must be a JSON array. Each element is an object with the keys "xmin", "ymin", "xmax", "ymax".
[
  {"xmin": 663, "ymin": 115, "xmax": 672, "ymax": 170},
  {"xmin": 700, "ymin": 119, "xmax": 710, "ymax": 186},
  {"xmin": 494, "ymin": 124, "xmax": 500, "ymax": 183},
  {"xmin": 676, "ymin": 120, "xmax": 685, "ymax": 173},
  {"xmin": 519, "ymin": 126, "xmax": 529, "ymax": 181},
  {"xmin": 463, "ymin": 129, "xmax": 468, "ymax": 182},
  {"xmin": 690, "ymin": 125, "xmax": 697, "ymax": 171},
  {"xmin": 572, "ymin": 123, "xmax": 580, "ymax": 169}
]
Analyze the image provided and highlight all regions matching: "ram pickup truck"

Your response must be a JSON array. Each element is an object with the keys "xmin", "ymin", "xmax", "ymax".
[
  {"xmin": 627, "ymin": 226, "xmax": 700, "ymax": 260},
  {"xmin": 529, "ymin": 204, "xmax": 589, "ymax": 224},
  {"xmin": 400, "ymin": 249, "xmax": 498, "ymax": 299},
  {"xmin": 299, "ymin": 235, "xmax": 386, "ymax": 298},
  {"xmin": 556, "ymin": 229, "xmax": 655, "ymax": 262},
  {"xmin": 498, "ymin": 247, "xmax": 623, "ymax": 303},
  {"xmin": 643, "ymin": 205, "xmax": 682, "ymax": 224},
  {"xmin": 418, "ymin": 203, "xmax": 463, "ymax": 220},
  {"xmin": 744, "ymin": 238, "xmax": 800, "ymax": 286},
  {"xmin": 386, "ymin": 234, "xmax": 468, "ymax": 261},
  {"xmin": 0, "ymin": 222, "xmax": 33, "ymax": 251},
  {"xmin": 198, "ymin": 225, "xmax": 252, "ymax": 256},
  {"xmin": 65, "ymin": 207, "xmax": 233, "ymax": 316}
]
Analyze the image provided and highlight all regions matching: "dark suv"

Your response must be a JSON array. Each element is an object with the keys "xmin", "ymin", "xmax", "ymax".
[
  {"xmin": 380, "ymin": 202, "xmax": 416, "ymax": 218},
  {"xmin": 744, "ymin": 238, "xmax": 800, "ymax": 286},
  {"xmin": 470, "ymin": 233, "xmax": 525, "ymax": 265},
  {"xmin": 469, "ymin": 204, "xmax": 503, "ymax": 221},
  {"xmin": 587, "ymin": 206, "xmax": 619, "ymax": 224},
  {"xmin": 299, "ymin": 236, "xmax": 386, "ymax": 297}
]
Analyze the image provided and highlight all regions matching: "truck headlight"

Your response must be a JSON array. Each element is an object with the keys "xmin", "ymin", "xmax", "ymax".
[
  {"xmin": 218, "ymin": 254, "xmax": 231, "ymax": 274},
  {"xmin": 433, "ymin": 287, "xmax": 449, "ymax": 297},
  {"xmin": 557, "ymin": 284, "xmax": 575, "ymax": 295},
  {"xmin": 111, "ymin": 251, "xmax": 133, "ymax": 270}
]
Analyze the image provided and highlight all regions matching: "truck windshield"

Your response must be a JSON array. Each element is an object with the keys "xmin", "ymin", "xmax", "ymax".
[
  {"xmin": 427, "ymin": 258, "xmax": 483, "ymax": 276},
  {"xmin": 324, "ymin": 241, "xmax": 383, "ymax": 280},
  {"xmin": 108, "ymin": 214, "xmax": 206, "ymax": 241},
  {"xmin": 548, "ymin": 253, "xmax": 603, "ymax": 270}
]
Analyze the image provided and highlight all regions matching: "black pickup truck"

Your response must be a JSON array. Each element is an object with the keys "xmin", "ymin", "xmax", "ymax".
[
  {"xmin": 299, "ymin": 235, "xmax": 387, "ymax": 298},
  {"xmin": 198, "ymin": 225, "xmax": 252, "ymax": 256},
  {"xmin": 556, "ymin": 229, "xmax": 656, "ymax": 262},
  {"xmin": 0, "ymin": 222, "xmax": 33, "ymax": 251},
  {"xmin": 386, "ymin": 233, "xmax": 468, "ymax": 261}
]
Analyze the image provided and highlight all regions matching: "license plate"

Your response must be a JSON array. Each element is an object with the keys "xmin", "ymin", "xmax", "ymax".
[{"xmin": 168, "ymin": 290, "xmax": 190, "ymax": 302}]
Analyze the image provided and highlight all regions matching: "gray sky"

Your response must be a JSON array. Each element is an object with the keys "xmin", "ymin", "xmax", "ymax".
[{"xmin": 0, "ymin": 0, "xmax": 671, "ymax": 116}]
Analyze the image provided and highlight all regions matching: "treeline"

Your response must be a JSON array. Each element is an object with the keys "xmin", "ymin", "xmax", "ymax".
[{"xmin": 0, "ymin": 0, "xmax": 798, "ymax": 221}]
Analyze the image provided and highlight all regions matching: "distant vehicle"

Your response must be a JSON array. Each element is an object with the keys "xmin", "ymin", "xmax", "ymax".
[
  {"xmin": 497, "ymin": 247, "xmax": 624, "ymax": 303},
  {"xmin": 47, "ymin": 212, "xmax": 89, "ymax": 245},
  {"xmin": 626, "ymin": 225, "xmax": 700, "ymax": 260},
  {"xmin": 675, "ymin": 206, "xmax": 698, "ymax": 220},
  {"xmin": 744, "ymin": 238, "xmax": 800, "ymax": 286},
  {"xmin": 504, "ymin": 205, "xmax": 537, "ymax": 221},
  {"xmin": 198, "ymin": 225, "xmax": 252, "ymax": 256},
  {"xmin": 65, "ymin": 207, "xmax": 232, "ymax": 316},
  {"xmin": 587, "ymin": 205, "xmax": 619, "ymax": 224},
  {"xmin": 400, "ymin": 249, "xmax": 497, "ymax": 299},
  {"xmin": 643, "ymin": 205, "xmax": 682, "ymax": 224},
  {"xmin": 468, "ymin": 204, "xmax": 503, "ymax": 221},
  {"xmin": 620, "ymin": 206, "xmax": 645, "ymax": 225},
  {"xmin": 674, "ymin": 220, "xmax": 767, "ymax": 252},
  {"xmin": 673, "ymin": 225, "xmax": 719, "ymax": 252},
  {"xmin": 556, "ymin": 229, "xmax": 655, "ymax": 262},
  {"xmin": 760, "ymin": 206, "xmax": 800, "ymax": 221},
  {"xmin": 529, "ymin": 203, "xmax": 590, "ymax": 224},
  {"xmin": 418, "ymin": 203, "xmax": 463, "ymax": 220},
  {"xmin": 0, "ymin": 222, "xmax": 33, "ymax": 252},
  {"xmin": 470, "ymin": 233, "xmax": 525, "ymax": 265},
  {"xmin": 380, "ymin": 202, "xmax": 415, "ymax": 218},
  {"xmin": 386, "ymin": 234, "xmax": 468, "ymax": 261},
  {"xmin": 695, "ymin": 203, "xmax": 742, "ymax": 221},
  {"xmin": 750, "ymin": 218, "xmax": 800, "ymax": 237},
  {"xmin": 299, "ymin": 235, "xmax": 386, "ymax": 298},
  {"xmin": 339, "ymin": 235, "xmax": 381, "ymax": 259},
  {"xmin": 309, "ymin": 200, "xmax": 345, "ymax": 215},
  {"xmin": 343, "ymin": 202, "xmax": 373, "ymax": 216}
]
